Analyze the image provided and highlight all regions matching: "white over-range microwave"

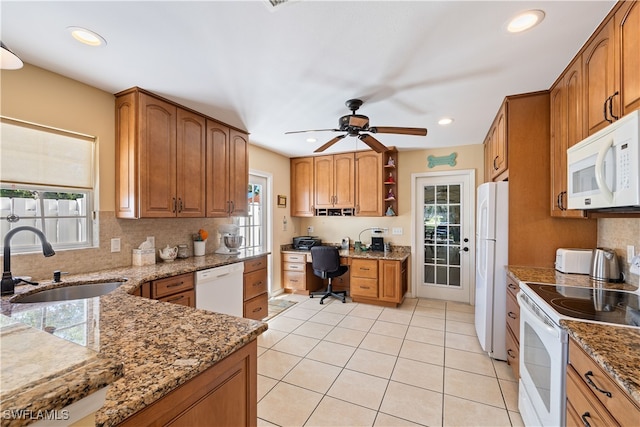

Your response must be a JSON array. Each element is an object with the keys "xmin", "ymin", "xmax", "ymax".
[{"xmin": 567, "ymin": 109, "xmax": 640, "ymax": 210}]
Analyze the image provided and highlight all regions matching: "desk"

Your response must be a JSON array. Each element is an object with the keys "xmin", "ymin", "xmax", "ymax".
[{"xmin": 280, "ymin": 246, "xmax": 410, "ymax": 307}]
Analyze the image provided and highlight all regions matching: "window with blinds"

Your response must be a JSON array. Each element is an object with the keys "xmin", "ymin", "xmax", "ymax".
[{"xmin": 0, "ymin": 117, "xmax": 97, "ymax": 253}]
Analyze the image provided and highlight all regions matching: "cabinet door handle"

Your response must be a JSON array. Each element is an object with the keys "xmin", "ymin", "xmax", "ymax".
[
  {"xmin": 580, "ymin": 412, "xmax": 592, "ymax": 427},
  {"xmin": 609, "ymin": 91, "xmax": 619, "ymax": 121},
  {"xmin": 507, "ymin": 349, "xmax": 516, "ymax": 359},
  {"xmin": 230, "ymin": 200, "xmax": 235, "ymax": 214},
  {"xmin": 166, "ymin": 295, "xmax": 185, "ymax": 303},
  {"xmin": 507, "ymin": 312, "xmax": 517, "ymax": 319},
  {"xmin": 361, "ymin": 286, "xmax": 371, "ymax": 289},
  {"xmin": 361, "ymin": 267, "xmax": 370, "ymax": 271},
  {"xmin": 252, "ymin": 307, "xmax": 263, "ymax": 313},
  {"xmin": 604, "ymin": 96, "xmax": 612, "ymax": 123},
  {"xmin": 253, "ymin": 281, "xmax": 263, "ymax": 287},
  {"xmin": 166, "ymin": 281, "xmax": 184, "ymax": 288},
  {"xmin": 172, "ymin": 197, "xmax": 177, "ymax": 213},
  {"xmin": 508, "ymin": 283, "xmax": 517, "ymax": 290},
  {"xmin": 584, "ymin": 371, "xmax": 612, "ymax": 397},
  {"xmin": 178, "ymin": 198, "xmax": 183, "ymax": 212}
]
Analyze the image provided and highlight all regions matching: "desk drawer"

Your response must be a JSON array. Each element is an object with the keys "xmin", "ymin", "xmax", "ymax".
[
  {"xmin": 351, "ymin": 277, "xmax": 378, "ymax": 298},
  {"xmin": 283, "ymin": 271, "xmax": 306, "ymax": 290},
  {"xmin": 351, "ymin": 259, "xmax": 378, "ymax": 279},
  {"xmin": 283, "ymin": 262, "xmax": 305, "ymax": 272},
  {"xmin": 283, "ymin": 253, "xmax": 307, "ymax": 263}
]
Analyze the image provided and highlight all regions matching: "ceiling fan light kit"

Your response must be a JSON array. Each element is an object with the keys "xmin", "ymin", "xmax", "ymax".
[
  {"xmin": 286, "ymin": 98, "xmax": 427, "ymax": 153},
  {"xmin": 0, "ymin": 41, "xmax": 24, "ymax": 70}
]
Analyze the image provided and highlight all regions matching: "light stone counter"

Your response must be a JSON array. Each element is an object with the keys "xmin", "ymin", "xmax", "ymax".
[{"xmin": 0, "ymin": 249, "xmax": 269, "ymax": 427}]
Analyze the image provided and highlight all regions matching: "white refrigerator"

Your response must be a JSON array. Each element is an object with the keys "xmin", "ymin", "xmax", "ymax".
[{"xmin": 474, "ymin": 181, "xmax": 509, "ymax": 361}]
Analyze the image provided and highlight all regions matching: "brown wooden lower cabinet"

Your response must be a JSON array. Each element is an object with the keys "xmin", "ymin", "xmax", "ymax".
[
  {"xmin": 243, "ymin": 256, "xmax": 268, "ymax": 320},
  {"xmin": 117, "ymin": 340, "xmax": 257, "ymax": 426},
  {"xmin": 281, "ymin": 252, "xmax": 323, "ymax": 295},
  {"xmin": 137, "ymin": 272, "xmax": 196, "ymax": 308},
  {"xmin": 350, "ymin": 258, "xmax": 407, "ymax": 307},
  {"xmin": 567, "ymin": 337, "xmax": 640, "ymax": 427},
  {"xmin": 505, "ymin": 276, "xmax": 520, "ymax": 378}
]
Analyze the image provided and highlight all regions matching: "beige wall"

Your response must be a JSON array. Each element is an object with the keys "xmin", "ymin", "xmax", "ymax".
[{"xmin": 598, "ymin": 218, "xmax": 640, "ymax": 286}]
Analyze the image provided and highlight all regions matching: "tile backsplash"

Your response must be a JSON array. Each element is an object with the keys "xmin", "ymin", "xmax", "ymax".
[
  {"xmin": 598, "ymin": 218, "xmax": 640, "ymax": 286},
  {"xmin": 2, "ymin": 211, "xmax": 232, "ymax": 281}
]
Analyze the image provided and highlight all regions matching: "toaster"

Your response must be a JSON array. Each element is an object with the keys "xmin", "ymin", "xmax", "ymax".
[{"xmin": 555, "ymin": 248, "xmax": 592, "ymax": 274}]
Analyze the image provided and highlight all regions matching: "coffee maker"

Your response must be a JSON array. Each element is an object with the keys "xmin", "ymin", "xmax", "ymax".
[{"xmin": 370, "ymin": 237, "xmax": 384, "ymax": 252}]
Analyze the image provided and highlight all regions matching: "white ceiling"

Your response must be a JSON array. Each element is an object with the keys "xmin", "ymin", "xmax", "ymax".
[{"xmin": 1, "ymin": 1, "xmax": 615, "ymax": 157}]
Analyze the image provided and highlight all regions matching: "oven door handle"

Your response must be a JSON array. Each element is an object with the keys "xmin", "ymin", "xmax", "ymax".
[{"xmin": 517, "ymin": 292, "xmax": 562, "ymax": 339}]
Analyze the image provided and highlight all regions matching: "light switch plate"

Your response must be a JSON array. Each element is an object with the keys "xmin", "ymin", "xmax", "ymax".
[
  {"xmin": 392, "ymin": 227, "xmax": 403, "ymax": 235},
  {"xmin": 111, "ymin": 238, "xmax": 121, "ymax": 253},
  {"xmin": 627, "ymin": 245, "xmax": 635, "ymax": 263}
]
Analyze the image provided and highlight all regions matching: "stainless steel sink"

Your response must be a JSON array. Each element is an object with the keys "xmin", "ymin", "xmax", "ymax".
[{"xmin": 11, "ymin": 282, "xmax": 125, "ymax": 303}]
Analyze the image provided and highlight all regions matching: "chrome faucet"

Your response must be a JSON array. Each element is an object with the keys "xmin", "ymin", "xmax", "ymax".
[{"xmin": 2, "ymin": 226, "xmax": 55, "ymax": 295}]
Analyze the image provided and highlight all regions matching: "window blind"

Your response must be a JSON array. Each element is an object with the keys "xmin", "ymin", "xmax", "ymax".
[{"xmin": 0, "ymin": 117, "xmax": 95, "ymax": 189}]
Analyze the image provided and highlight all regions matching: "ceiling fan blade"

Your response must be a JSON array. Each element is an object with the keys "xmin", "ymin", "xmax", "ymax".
[
  {"xmin": 358, "ymin": 134, "xmax": 389, "ymax": 153},
  {"xmin": 314, "ymin": 134, "xmax": 346, "ymax": 153},
  {"xmin": 285, "ymin": 128, "xmax": 339, "ymax": 134},
  {"xmin": 369, "ymin": 126, "xmax": 428, "ymax": 136}
]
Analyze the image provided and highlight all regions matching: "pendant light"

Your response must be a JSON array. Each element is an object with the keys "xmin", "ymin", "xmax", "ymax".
[{"xmin": 0, "ymin": 41, "xmax": 24, "ymax": 70}]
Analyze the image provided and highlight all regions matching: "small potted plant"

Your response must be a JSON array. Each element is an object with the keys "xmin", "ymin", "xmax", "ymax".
[{"xmin": 193, "ymin": 228, "xmax": 208, "ymax": 256}]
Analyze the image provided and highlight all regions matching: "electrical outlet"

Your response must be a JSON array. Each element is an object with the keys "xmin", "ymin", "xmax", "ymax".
[
  {"xmin": 631, "ymin": 255, "xmax": 640, "ymax": 275},
  {"xmin": 146, "ymin": 236, "xmax": 155, "ymax": 248},
  {"xmin": 627, "ymin": 245, "xmax": 635, "ymax": 263},
  {"xmin": 111, "ymin": 238, "xmax": 121, "ymax": 253},
  {"xmin": 392, "ymin": 227, "xmax": 403, "ymax": 235},
  {"xmin": 307, "ymin": 226, "xmax": 314, "ymax": 234}
]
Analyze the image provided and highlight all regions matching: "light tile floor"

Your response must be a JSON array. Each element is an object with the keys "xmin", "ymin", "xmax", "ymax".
[{"xmin": 257, "ymin": 294, "xmax": 524, "ymax": 427}]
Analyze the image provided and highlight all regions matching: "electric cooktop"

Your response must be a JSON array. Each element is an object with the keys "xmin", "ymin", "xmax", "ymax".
[{"xmin": 524, "ymin": 283, "xmax": 640, "ymax": 327}]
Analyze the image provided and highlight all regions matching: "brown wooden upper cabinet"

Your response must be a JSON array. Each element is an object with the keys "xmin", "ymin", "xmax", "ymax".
[
  {"xmin": 314, "ymin": 153, "xmax": 355, "ymax": 209},
  {"xmin": 290, "ymin": 157, "xmax": 315, "ymax": 217},
  {"xmin": 355, "ymin": 150, "xmax": 383, "ymax": 216},
  {"xmin": 550, "ymin": 58, "xmax": 588, "ymax": 218},
  {"xmin": 583, "ymin": 1, "xmax": 640, "ymax": 136},
  {"xmin": 205, "ymin": 120, "xmax": 249, "ymax": 217},
  {"xmin": 115, "ymin": 87, "xmax": 248, "ymax": 219},
  {"xmin": 484, "ymin": 102, "xmax": 507, "ymax": 181}
]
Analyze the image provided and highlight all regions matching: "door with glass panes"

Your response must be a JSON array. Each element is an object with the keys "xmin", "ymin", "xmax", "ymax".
[{"xmin": 414, "ymin": 172, "xmax": 473, "ymax": 303}]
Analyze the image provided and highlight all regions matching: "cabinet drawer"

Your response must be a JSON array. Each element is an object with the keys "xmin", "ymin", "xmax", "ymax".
[
  {"xmin": 506, "ymin": 291, "xmax": 520, "ymax": 342},
  {"xmin": 283, "ymin": 262, "xmax": 305, "ymax": 272},
  {"xmin": 283, "ymin": 271, "xmax": 306, "ymax": 290},
  {"xmin": 244, "ymin": 293, "xmax": 268, "ymax": 320},
  {"xmin": 505, "ymin": 325, "xmax": 519, "ymax": 379},
  {"xmin": 351, "ymin": 259, "xmax": 378, "ymax": 279},
  {"xmin": 244, "ymin": 256, "xmax": 267, "ymax": 273},
  {"xmin": 244, "ymin": 269, "xmax": 267, "ymax": 300},
  {"xmin": 283, "ymin": 253, "xmax": 308, "ymax": 263},
  {"xmin": 566, "ymin": 366, "xmax": 617, "ymax": 427},
  {"xmin": 152, "ymin": 273, "xmax": 194, "ymax": 299},
  {"xmin": 158, "ymin": 290, "xmax": 195, "ymax": 307},
  {"xmin": 568, "ymin": 338, "xmax": 640, "ymax": 425},
  {"xmin": 506, "ymin": 276, "xmax": 520, "ymax": 300},
  {"xmin": 350, "ymin": 277, "xmax": 378, "ymax": 298}
]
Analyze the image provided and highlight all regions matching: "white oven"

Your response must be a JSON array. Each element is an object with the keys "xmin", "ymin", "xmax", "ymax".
[{"xmin": 517, "ymin": 289, "xmax": 568, "ymax": 427}]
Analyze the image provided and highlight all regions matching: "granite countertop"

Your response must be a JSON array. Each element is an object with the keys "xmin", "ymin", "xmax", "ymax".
[
  {"xmin": 281, "ymin": 244, "xmax": 410, "ymax": 262},
  {"xmin": 0, "ymin": 249, "xmax": 269, "ymax": 427},
  {"xmin": 507, "ymin": 266, "xmax": 640, "ymax": 407},
  {"xmin": 561, "ymin": 319, "xmax": 640, "ymax": 405}
]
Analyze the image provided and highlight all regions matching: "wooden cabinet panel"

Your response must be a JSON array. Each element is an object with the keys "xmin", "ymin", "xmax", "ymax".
[
  {"xmin": 379, "ymin": 259, "xmax": 405, "ymax": 303},
  {"xmin": 152, "ymin": 273, "xmax": 195, "ymax": 299},
  {"xmin": 505, "ymin": 291, "xmax": 520, "ymax": 342},
  {"xmin": 566, "ymin": 366, "xmax": 618, "ymax": 427},
  {"xmin": 244, "ymin": 269, "xmax": 267, "ymax": 300},
  {"xmin": 290, "ymin": 157, "xmax": 315, "ymax": 217},
  {"xmin": 115, "ymin": 92, "xmax": 137, "ymax": 219},
  {"xmin": 355, "ymin": 151, "xmax": 383, "ymax": 216},
  {"xmin": 505, "ymin": 326, "xmax": 519, "ymax": 379},
  {"xmin": 245, "ymin": 256, "xmax": 268, "ymax": 273},
  {"xmin": 281, "ymin": 252, "xmax": 323, "ymax": 295},
  {"xmin": 583, "ymin": 19, "xmax": 617, "ymax": 135},
  {"xmin": 505, "ymin": 275, "xmax": 520, "ymax": 379},
  {"xmin": 616, "ymin": 0, "xmax": 640, "ymax": 115},
  {"xmin": 568, "ymin": 338, "xmax": 640, "ymax": 427},
  {"xmin": 282, "ymin": 271, "xmax": 306, "ymax": 290},
  {"xmin": 118, "ymin": 340, "xmax": 257, "ymax": 427},
  {"xmin": 350, "ymin": 277, "xmax": 378, "ymax": 298},
  {"xmin": 158, "ymin": 290, "xmax": 195, "ymax": 307},
  {"xmin": 350, "ymin": 259, "xmax": 378, "ymax": 279},
  {"xmin": 244, "ymin": 294, "xmax": 268, "ymax": 320},
  {"xmin": 314, "ymin": 153, "xmax": 355, "ymax": 209},
  {"xmin": 229, "ymin": 130, "xmax": 249, "ymax": 216},
  {"xmin": 176, "ymin": 109, "xmax": 206, "ymax": 217},
  {"xmin": 139, "ymin": 93, "xmax": 177, "ymax": 217},
  {"xmin": 485, "ymin": 103, "xmax": 508, "ymax": 181},
  {"xmin": 282, "ymin": 253, "xmax": 306, "ymax": 263},
  {"xmin": 205, "ymin": 120, "xmax": 230, "ymax": 217}
]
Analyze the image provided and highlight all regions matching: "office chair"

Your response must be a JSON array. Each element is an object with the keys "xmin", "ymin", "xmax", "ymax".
[{"xmin": 309, "ymin": 246, "xmax": 348, "ymax": 304}]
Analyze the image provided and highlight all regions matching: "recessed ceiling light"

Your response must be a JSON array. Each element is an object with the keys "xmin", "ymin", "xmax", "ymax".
[
  {"xmin": 438, "ymin": 117, "xmax": 454, "ymax": 126},
  {"xmin": 306, "ymin": 137, "xmax": 317, "ymax": 143},
  {"xmin": 67, "ymin": 26, "xmax": 107, "ymax": 47},
  {"xmin": 507, "ymin": 10, "xmax": 545, "ymax": 33}
]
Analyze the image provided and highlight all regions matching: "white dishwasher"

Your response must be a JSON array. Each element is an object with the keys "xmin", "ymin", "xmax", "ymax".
[{"xmin": 195, "ymin": 263, "xmax": 244, "ymax": 317}]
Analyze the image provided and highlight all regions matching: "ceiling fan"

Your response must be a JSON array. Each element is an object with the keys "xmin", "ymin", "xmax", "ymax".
[{"xmin": 285, "ymin": 99, "xmax": 427, "ymax": 153}]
